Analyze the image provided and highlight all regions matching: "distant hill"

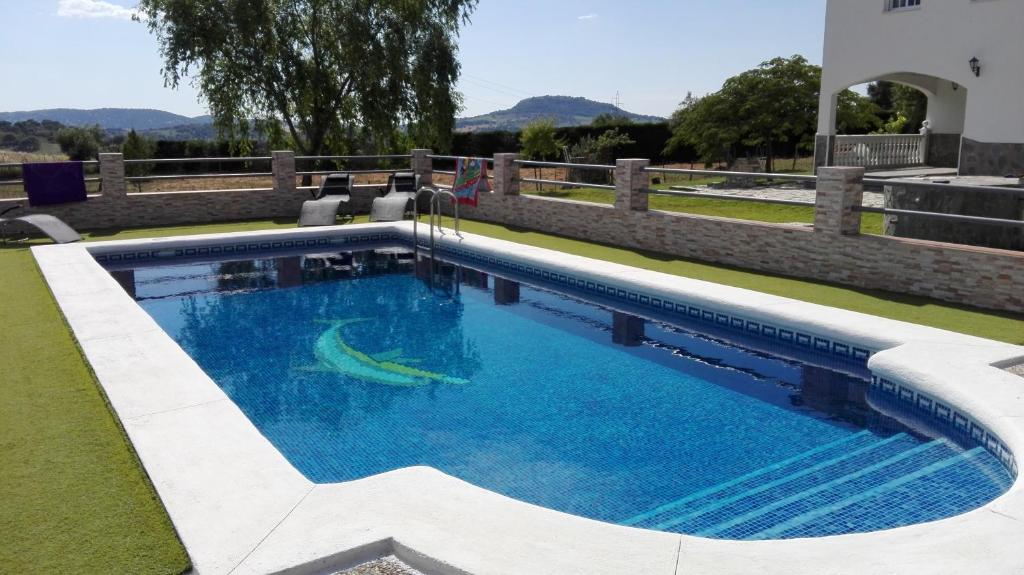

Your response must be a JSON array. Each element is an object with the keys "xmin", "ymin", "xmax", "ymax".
[
  {"xmin": 0, "ymin": 108, "xmax": 212, "ymax": 131},
  {"xmin": 456, "ymin": 96, "xmax": 664, "ymax": 132}
]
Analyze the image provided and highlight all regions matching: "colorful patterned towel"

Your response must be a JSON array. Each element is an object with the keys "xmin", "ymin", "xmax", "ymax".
[
  {"xmin": 452, "ymin": 157, "xmax": 490, "ymax": 206},
  {"xmin": 22, "ymin": 162, "xmax": 87, "ymax": 207}
]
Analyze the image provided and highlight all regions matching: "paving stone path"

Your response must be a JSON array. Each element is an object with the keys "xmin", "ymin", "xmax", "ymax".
[{"xmin": 674, "ymin": 184, "xmax": 885, "ymax": 208}]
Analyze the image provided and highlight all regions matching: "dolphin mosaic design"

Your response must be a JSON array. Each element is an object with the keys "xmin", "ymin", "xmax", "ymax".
[{"xmin": 306, "ymin": 319, "xmax": 470, "ymax": 387}]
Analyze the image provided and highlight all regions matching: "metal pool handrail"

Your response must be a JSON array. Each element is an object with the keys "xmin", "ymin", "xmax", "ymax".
[{"xmin": 412, "ymin": 186, "xmax": 461, "ymax": 263}]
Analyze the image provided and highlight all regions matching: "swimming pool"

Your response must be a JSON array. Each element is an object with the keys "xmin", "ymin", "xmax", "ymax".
[{"xmin": 105, "ymin": 243, "xmax": 1013, "ymax": 541}]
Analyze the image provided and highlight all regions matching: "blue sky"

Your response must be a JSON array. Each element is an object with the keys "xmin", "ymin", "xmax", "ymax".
[{"xmin": 0, "ymin": 0, "xmax": 826, "ymax": 119}]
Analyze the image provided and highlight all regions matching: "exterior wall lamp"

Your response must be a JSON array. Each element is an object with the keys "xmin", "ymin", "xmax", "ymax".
[{"xmin": 969, "ymin": 57, "xmax": 981, "ymax": 77}]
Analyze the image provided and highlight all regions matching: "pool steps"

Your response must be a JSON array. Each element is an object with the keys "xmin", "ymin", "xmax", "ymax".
[
  {"xmin": 624, "ymin": 433, "xmax": 1010, "ymax": 539},
  {"xmin": 749, "ymin": 447, "xmax": 986, "ymax": 539}
]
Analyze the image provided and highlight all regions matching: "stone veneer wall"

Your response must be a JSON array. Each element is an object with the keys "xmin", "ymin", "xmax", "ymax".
[
  {"xmin": 959, "ymin": 138, "xmax": 1024, "ymax": 176},
  {"xmin": 5, "ymin": 152, "xmax": 1022, "ymax": 313},
  {"xmin": 927, "ymin": 133, "xmax": 962, "ymax": 169},
  {"xmin": 456, "ymin": 164, "xmax": 1024, "ymax": 314}
]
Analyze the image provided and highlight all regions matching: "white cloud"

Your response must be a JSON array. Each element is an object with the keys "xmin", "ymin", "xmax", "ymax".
[
  {"xmin": 56, "ymin": 0, "xmax": 138, "ymax": 20},
  {"xmin": 577, "ymin": 14, "xmax": 599, "ymax": 21}
]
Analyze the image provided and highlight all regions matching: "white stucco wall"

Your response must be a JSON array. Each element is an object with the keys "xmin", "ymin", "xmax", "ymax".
[{"xmin": 819, "ymin": 0, "xmax": 1024, "ymax": 143}]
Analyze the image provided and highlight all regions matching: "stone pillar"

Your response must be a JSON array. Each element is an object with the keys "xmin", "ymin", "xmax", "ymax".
[
  {"xmin": 614, "ymin": 158, "xmax": 649, "ymax": 212},
  {"xmin": 98, "ymin": 153, "xmax": 126, "ymax": 199},
  {"xmin": 411, "ymin": 149, "xmax": 433, "ymax": 188},
  {"xmin": 272, "ymin": 151, "xmax": 296, "ymax": 195},
  {"xmin": 493, "ymin": 153, "xmax": 520, "ymax": 197},
  {"xmin": 814, "ymin": 167, "xmax": 864, "ymax": 235},
  {"xmin": 812, "ymin": 134, "xmax": 835, "ymax": 173}
]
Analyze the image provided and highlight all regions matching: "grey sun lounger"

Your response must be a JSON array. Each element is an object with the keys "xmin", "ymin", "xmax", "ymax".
[
  {"xmin": 0, "ymin": 206, "xmax": 81, "ymax": 244},
  {"xmin": 298, "ymin": 172, "xmax": 354, "ymax": 227},
  {"xmin": 369, "ymin": 172, "xmax": 420, "ymax": 222}
]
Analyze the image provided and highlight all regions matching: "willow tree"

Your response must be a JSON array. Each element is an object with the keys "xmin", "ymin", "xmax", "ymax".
[{"xmin": 137, "ymin": 0, "xmax": 477, "ymax": 154}]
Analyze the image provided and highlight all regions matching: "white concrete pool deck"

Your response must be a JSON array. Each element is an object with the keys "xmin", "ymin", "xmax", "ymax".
[{"xmin": 32, "ymin": 221, "xmax": 1024, "ymax": 575}]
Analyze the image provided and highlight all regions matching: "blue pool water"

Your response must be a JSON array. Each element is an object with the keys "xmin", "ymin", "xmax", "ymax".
[{"xmin": 109, "ymin": 247, "xmax": 1013, "ymax": 540}]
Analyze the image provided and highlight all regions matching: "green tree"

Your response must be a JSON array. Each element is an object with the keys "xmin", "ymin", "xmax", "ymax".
[
  {"xmin": 590, "ymin": 113, "xmax": 633, "ymax": 128},
  {"xmin": 835, "ymin": 90, "xmax": 883, "ymax": 135},
  {"xmin": 137, "ymin": 0, "xmax": 478, "ymax": 157},
  {"xmin": 891, "ymin": 84, "xmax": 928, "ymax": 133},
  {"xmin": 55, "ymin": 125, "xmax": 104, "ymax": 160},
  {"xmin": 121, "ymin": 129, "xmax": 157, "ymax": 182},
  {"xmin": 664, "ymin": 92, "xmax": 741, "ymax": 168},
  {"xmin": 519, "ymin": 119, "xmax": 561, "ymax": 161},
  {"xmin": 665, "ymin": 57, "xmax": 881, "ymax": 170},
  {"xmin": 867, "ymin": 81, "xmax": 928, "ymax": 133},
  {"xmin": 519, "ymin": 119, "xmax": 562, "ymax": 190}
]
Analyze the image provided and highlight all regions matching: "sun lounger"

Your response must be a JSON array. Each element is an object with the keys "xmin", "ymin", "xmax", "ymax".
[
  {"xmin": 369, "ymin": 173, "xmax": 420, "ymax": 222},
  {"xmin": 0, "ymin": 206, "xmax": 81, "ymax": 244},
  {"xmin": 298, "ymin": 172, "xmax": 354, "ymax": 227}
]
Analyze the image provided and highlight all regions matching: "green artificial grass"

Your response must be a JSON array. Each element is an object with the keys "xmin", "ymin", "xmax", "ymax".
[
  {"xmin": 0, "ymin": 247, "xmax": 191, "ymax": 574},
  {"xmin": 1, "ymin": 213, "xmax": 1020, "ymax": 573},
  {"xmin": 523, "ymin": 187, "xmax": 885, "ymax": 235}
]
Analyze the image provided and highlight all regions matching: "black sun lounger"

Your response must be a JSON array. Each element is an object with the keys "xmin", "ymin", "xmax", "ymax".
[
  {"xmin": 369, "ymin": 172, "xmax": 420, "ymax": 222},
  {"xmin": 0, "ymin": 206, "xmax": 81, "ymax": 244},
  {"xmin": 298, "ymin": 172, "xmax": 354, "ymax": 227}
]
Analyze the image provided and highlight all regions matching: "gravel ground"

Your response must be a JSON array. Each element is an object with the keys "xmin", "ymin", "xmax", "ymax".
[
  {"xmin": 335, "ymin": 556, "xmax": 427, "ymax": 575},
  {"xmin": 1008, "ymin": 363, "xmax": 1024, "ymax": 378}
]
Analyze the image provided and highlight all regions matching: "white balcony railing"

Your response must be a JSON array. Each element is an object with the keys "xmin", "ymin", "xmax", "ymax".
[{"xmin": 833, "ymin": 134, "xmax": 927, "ymax": 169}]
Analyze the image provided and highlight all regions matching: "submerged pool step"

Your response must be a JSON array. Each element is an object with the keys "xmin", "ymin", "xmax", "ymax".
[
  {"xmin": 652, "ymin": 433, "xmax": 923, "ymax": 532},
  {"xmin": 748, "ymin": 447, "xmax": 987, "ymax": 540},
  {"xmin": 696, "ymin": 438, "xmax": 955, "ymax": 539},
  {"xmin": 621, "ymin": 431, "xmax": 878, "ymax": 528}
]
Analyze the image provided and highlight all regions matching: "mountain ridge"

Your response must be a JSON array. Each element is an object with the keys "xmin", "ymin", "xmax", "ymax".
[
  {"xmin": 1, "ymin": 96, "xmax": 666, "ymax": 138},
  {"xmin": 0, "ymin": 108, "xmax": 212, "ymax": 131},
  {"xmin": 456, "ymin": 96, "xmax": 664, "ymax": 132}
]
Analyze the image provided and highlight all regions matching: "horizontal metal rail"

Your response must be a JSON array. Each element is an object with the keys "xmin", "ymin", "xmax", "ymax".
[
  {"xmin": 123, "ymin": 157, "xmax": 271, "ymax": 164},
  {"xmin": 0, "ymin": 160, "xmax": 99, "ymax": 168},
  {"xmin": 855, "ymin": 205, "xmax": 1024, "ymax": 228},
  {"xmin": 516, "ymin": 160, "xmax": 616, "ymax": 171},
  {"xmin": 1, "ymin": 177, "xmax": 101, "ymax": 186},
  {"xmin": 427, "ymin": 155, "xmax": 494, "ymax": 163},
  {"xmin": 644, "ymin": 166, "xmax": 818, "ymax": 183},
  {"xmin": 863, "ymin": 178, "xmax": 1024, "ymax": 198},
  {"xmin": 645, "ymin": 188, "xmax": 816, "ymax": 207},
  {"xmin": 433, "ymin": 169, "xmax": 495, "ymax": 178},
  {"xmin": 125, "ymin": 172, "xmax": 272, "ymax": 182},
  {"xmin": 296, "ymin": 169, "xmax": 404, "ymax": 176},
  {"xmin": 295, "ymin": 154, "xmax": 411, "ymax": 161},
  {"xmin": 297, "ymin": 183, "xmax": 388, "ymax": 192},
  {"xmin": 129, "ymin": 187, "xmax": 274, "ymax": 195},
  {"xmin": 516, "ymin": 177, "xmax": 616, "ymax": 190}
]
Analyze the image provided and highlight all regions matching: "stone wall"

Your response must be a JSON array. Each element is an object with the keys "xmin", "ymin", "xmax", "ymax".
[
  {"xmin": 0, "ymin": 151, "xmax": 384, "ymax": 231},
  {"xmin": 456, "ymin": 163, "xmax": 1024, "ymax": 314},
  {"xmin": 959, "ymin": 137, "xmax": 1024, "ymax": 176},
  {"xmin": 7, "ymin": 152, "xmax": 1022, "ymax": 313},
  {"xmin": 927, "ymin": 133, "xmax": 962, "ymax": 168}
]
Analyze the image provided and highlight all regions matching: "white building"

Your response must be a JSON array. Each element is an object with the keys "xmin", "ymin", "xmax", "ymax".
[{"xmin": 815, "ymin": 0, "xmax": 1024, "ymax": 175}]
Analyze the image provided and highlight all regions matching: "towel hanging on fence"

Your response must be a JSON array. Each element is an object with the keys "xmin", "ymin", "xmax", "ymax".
[
  {"xmin": 452, "ymin": 157, "xmax": 490, "ymax": 207},
  {"xmin": 22, "ymin": 162, "xmax": 87, "ymax": 207}
]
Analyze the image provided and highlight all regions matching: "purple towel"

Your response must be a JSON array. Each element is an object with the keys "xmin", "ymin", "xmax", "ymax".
[{"xmin": 22, "ymin": 162, "xmax": 87, "ymax": 207}]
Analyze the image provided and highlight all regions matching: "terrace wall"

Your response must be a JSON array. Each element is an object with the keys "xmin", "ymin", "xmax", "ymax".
[
  {"xmin": 3, "ymin": 151, "xmax": 1022, "ymax": 314},
  {"xmin": 456, "ymin": 157, "xmax": 1024, "ymax": 314}
]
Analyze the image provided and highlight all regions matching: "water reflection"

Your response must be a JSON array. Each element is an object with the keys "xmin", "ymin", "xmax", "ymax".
[{"xmin": 118, "ymin": 248, "xmax": 944, "ymax": 448}]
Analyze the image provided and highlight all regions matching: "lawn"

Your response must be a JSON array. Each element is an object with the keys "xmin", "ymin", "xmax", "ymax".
[{"xmin": 2, "ymin": 215, "xmax": 1021, "ymax": 574}]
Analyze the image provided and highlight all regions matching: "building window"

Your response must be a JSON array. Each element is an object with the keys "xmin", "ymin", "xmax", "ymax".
[{"xmin": 886, "ymin": 0, "xmax": 921, "ymax": 11}]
